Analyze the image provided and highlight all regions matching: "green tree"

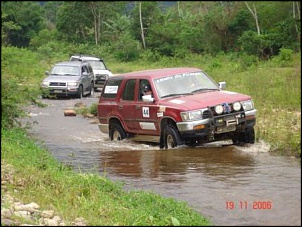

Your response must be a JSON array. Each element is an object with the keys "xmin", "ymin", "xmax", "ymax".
[
  {"xmin": 43, "ymin": 1, "xmax": 63, "ymax": 29},
  {"xmin": 103, "ymin": 12, "xmax": 132, "ymax": 42},
  {"xmin": 1, "ymin": 12, "xmax": 21, "ymax": 46},
  {"xmin": 1, "ymin": 1, "xmax": 45, "ymax": 47},
  {"xmin": 55, "ymin": 1, "xmax": 126, "ymax": 45},
  {"xmin": 56, "ymin": 2, "xmax": 92, "ymax": 43},
  {"xmin": 130, "ymin": 1, "xmax": 162, "ymax": 49}
]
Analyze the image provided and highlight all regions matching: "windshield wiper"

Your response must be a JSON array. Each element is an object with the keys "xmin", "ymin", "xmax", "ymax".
[
  {"xmin": 161, "ymin": 93, "xmax": 192, "ymax": 98},
  {"xmin": 191, "ymin": 88, "xmax": 218, "ymax": 94},
  {"xmin": 161, "ymin": 94, "xmax": 181, "ymax": 98},
  {"xmin": 62, "ymin": 74, "xmax": 77, "ymax": 76}
]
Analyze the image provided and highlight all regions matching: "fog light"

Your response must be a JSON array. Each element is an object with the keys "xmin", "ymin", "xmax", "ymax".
[
  {"xmin": 215, "ymin": 105, "xmax": 223, "ymax": 114},
  {"xmin": 233, "ymin": 102, "xmax": 241, "ymax": 111}
]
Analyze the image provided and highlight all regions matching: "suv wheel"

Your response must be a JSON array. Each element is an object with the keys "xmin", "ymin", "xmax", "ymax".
[
  {"xmin": 110, "ymin": 122, "xmax": 126, "ymax": 141},
  {"xmin": 163, "ymin": 125, "xmax": 183, "ymax": 149},
  {"xmin": 232, "ymin": 127, "xmax": 255, "ymax": 145},
  {"xmin": 78, "ymin": 85, "xmax": 83, "ymax": 99},
  {"xmin": 89, "ymin": 83, "xmax": 94, "ymax": 97}
]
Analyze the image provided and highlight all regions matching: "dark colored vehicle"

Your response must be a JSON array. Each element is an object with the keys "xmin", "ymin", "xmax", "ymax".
[
  {"xmin": 41, "ymin": 61, "xmax": 94, "ymax": 98},
  {"xmin": 97, "ymin": 68, "xmax": 257, "ymax": 149}
]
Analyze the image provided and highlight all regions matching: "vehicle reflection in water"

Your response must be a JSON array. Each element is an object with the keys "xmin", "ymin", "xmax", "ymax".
[{"xmin": 99, "ymin": 144, "xmax": 255, "ymax": 184}]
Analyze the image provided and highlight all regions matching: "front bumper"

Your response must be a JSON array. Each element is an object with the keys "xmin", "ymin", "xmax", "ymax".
[
  {"xmin": 177, "ymin": 109, "xmax": 257, "ymax": 139},
  {"xmin": 98, "ymin": 123, "xmax": 109, "ymax": 134},
  {"xmin": 41, "ymin": 87, "xmax": 80, "ymax": 96}
]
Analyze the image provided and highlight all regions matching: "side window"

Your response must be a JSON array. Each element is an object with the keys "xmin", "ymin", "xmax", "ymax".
[
  {"xmin": 87, "ymin": 64, "xmax": 93, "ymax": 73},
  {"xmin": 102, "ymin": 77, "xmax": 123, "ymax": 99},
  {"xmin": 122, "ymin": 79, "xmax": 136, "ymax": 101},
  {"xmin": 139, "ymin": 79, "xmax": 152, "ymax": 100},
  {"xmin": 82, "ymin": 66, "xmax": 88, "ymax": 74}
]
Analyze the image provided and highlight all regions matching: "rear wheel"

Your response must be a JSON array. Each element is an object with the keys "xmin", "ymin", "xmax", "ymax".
[
  {"xmin": 89, "ymin": 83, "xmax": 94, "ymax": 97},
  {"xmin": 109, "ymin": 122, "xmax": 126, "ymax": 141},
  {"xmin": 163, "ymin": 124, "xmax": 183, "ymax": 149}
]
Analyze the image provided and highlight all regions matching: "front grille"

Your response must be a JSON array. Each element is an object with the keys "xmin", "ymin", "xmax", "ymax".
[
  {"xmin": 202, "ymin": 110, "xmax": 210, "ymax": 118},
  {"xmin": 49, "ymin": 82, "xmax": 66, "ymax": 86},
  {"xmin": 95, "ymin": 74, "xmax": 108, "ymax": 80}
]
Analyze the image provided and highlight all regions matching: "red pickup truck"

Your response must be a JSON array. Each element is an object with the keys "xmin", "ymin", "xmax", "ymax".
[{"xmin": 97, "ymin": 67, "xmax": 257, "ymax": 149}]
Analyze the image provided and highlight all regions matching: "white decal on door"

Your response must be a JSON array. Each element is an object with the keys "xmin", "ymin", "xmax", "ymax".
[{"xmin": 142, "ymin": 107, "xmax": 150, "ymax": 118}]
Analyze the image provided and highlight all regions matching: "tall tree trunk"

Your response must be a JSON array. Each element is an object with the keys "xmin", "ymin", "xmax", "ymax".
[
  {"xmin": 245, "ymin": 1, "xmax": 260, "ymax": 35},
  {"xmin": 293, "ymin": 1, "xmax": 301, "ymax": 45},
  {"xmin": 139, "ymin": 2, "xmax": 146, "ymax": 49},
  {"xmin": 89, "ymin": 2, "xmax": 99, "ymax": 45}
]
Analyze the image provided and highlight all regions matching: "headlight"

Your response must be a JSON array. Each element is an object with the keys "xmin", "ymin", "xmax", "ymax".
[
  {"xmin": 233, "ymin": 101, "xmax": 241, "ymax": 111},
  {"xmin": 180, "ymin": 110, "xmax": 203, "ymax": 121},
  {"xmin": 41, "ymin": 81, "xmax": 49, "ymax": 87},
  {"xmin": 241, "ymin": 100, "xmax": 254, "ymax": 111},
  {"xmin": 215, "ymin": 105, "xmax": 223, "ymax": 115},
  {"xmin": 68, "ymin": 82, "xmax": 79, "ymax": 87}
]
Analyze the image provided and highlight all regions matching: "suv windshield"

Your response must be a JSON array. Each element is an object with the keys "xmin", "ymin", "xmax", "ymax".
[
  {"xmin": 154, "ymin": 71, "xmax": 219, "ymax": 98},
  {"xmin": 51, "ymin": 65, "xmax": 79, "ymax": 76}
]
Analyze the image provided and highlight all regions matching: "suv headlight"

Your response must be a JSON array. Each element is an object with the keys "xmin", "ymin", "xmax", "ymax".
[
  {"xmin": 180, "ymin": 110, "xmax": 203, "ymax": 121},
  {"xmin": 67, "ymin": 82, "xmax": 79, "ymax": 87},
  {"xmin": 41, "ymin": 81, "xmax": 49, "ymax": 87},
  {"xmin": 241, "ymin": 100, "xmax": 254, "ymax": 111}
]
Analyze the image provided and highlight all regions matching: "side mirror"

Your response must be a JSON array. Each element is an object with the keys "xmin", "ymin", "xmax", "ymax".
[
  {"xmin": 218, "ymin": 81, "xmax": 226, "ymax": 90},
  {"xmin": 45, "ymin": 71, "xmax": 50, "ymax": 75}
]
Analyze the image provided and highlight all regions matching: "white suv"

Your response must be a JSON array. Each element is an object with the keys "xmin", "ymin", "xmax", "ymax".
[{"xmin": 70, "ymin": 55, "xmax": 114, "ymax": 91}]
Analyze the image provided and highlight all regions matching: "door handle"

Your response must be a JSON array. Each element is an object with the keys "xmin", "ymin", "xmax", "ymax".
[{"xmin": 119, "ymin": 105, "xmax": 123, "ymax": 109}]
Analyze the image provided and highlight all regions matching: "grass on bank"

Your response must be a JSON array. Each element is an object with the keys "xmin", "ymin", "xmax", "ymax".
[{"xmin": 1, "ymin": 128, "xmax": 212, "ymax": 226}]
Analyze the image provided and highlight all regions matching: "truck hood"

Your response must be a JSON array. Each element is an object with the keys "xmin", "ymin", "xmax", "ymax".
[
  {"xmin": 162, "ymin": 90, "xmax": 252, "ymax": 110},
  {"xmin": 43, "ymin": 75, "xmax": 81, "ymax": 82},
  {"xmin": 93, "ymin": 69, "xmax": 113, "ymax": 76}
]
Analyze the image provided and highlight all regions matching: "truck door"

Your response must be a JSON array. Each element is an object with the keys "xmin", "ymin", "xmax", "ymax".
[{"xmin": 132, "ymin": 79, "xmax": 160, "ymax": 135}]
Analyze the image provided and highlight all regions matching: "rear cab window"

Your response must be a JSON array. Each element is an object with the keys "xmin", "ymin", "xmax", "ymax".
[{"xmin": 102, "ymin": 77, "xmax": 123, "ymax": 99}]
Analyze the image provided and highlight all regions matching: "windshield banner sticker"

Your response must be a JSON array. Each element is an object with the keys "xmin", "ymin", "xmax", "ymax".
[{"xmin": 104, "ymin": 86, "xmax": 118, "ymax": 94}]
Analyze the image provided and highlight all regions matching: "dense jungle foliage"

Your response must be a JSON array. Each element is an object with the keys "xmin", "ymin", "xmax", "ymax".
[{"xmin": 2, "ymin": 1, "xmax": 300, "ymax": 58}]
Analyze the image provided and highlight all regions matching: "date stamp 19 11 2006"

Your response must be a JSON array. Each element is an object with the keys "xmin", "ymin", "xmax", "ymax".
[{"xmin": 226, "ymin": 201, "xmax": 272, "ymax": 210}]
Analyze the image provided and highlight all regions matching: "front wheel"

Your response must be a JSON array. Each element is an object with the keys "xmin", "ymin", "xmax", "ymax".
[
  {"xmin": 109, "ymin": 122, "xmax": 126, "ymax": 141},
  {"xmin": 163, "ymin": 124, "xmax": 183, "ymax": 149},
  {"xmin": 232, "ymin": 127, "xmax": 255, "ymax": 145},
  {"xmin": 77, "ymin": 85, "xmax": 83, "ymax": 99}
]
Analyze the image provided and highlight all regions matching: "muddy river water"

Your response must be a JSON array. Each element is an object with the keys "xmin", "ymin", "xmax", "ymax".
[{"xmin": 24, "ymin": 95, "xmax": 301, "ymax": 226}]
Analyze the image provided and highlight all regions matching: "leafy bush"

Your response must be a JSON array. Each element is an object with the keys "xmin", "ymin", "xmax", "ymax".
[
  {"xmin": 271, "ymin": 48, "xmax": 294, "ymax": 67},
  {"xmin": 89, "ymin": 103, "xmax": 98, "ymax": 116},
  {"xmin": 1, "ymin": 46, "xmax": 47, "ymax": 129},
  {"xmin": 112, "ymin": 33, "xmax": 140, "ymax": 62}
]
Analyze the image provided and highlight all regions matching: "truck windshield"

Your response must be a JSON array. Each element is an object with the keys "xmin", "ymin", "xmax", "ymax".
[
  {"xmin": 88, "ymin": 61, "xmax": 106, "ymax": 70},
  {"xmin": 51, "ymin": 65, "xmax": 79, "ymax": 76},
  {"xmin": 154, "ymin": 71, "xmax": 219, "ymax": 98}
]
